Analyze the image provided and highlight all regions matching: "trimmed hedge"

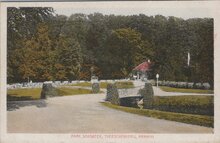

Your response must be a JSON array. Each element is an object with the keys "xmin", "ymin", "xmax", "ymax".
[
  {"xmin": 92, "ymin": 83, "xmax": 100, "ymax": 93},
  {"xmin": 152, "ymin": 96, "xmax": 214, "ymax": 116},
  {"xmin": 157, "ymin": 80, "xmax": 212, "ymax": 90},
  {"xmin": 119, "ymin": 95, "xmax": 213, "ymax": 116},
  {"xmin": 142, "ymin": 83, "xmax": 154, "ymax": 109},
  {"xmin": 41, "ymin": 83, "xmax": 59, "ymax": 99},
  {"xmin": 106, "ymin": 83, "xmax": 120, "ymax": 105}
]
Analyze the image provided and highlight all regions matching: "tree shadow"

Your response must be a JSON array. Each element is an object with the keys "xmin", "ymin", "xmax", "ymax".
[
  {"xmin": 7, "ymin": 94, "xmax": 33, "ymax": 101},
  {"xmin": 7, "ymin": 98, "xmax": 47, "ymax": 111}
]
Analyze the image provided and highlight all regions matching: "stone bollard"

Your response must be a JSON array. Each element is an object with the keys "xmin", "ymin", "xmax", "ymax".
[
  {"xmin": 142, "ymin": 82, "xmax": 154, "ymax": 109},
  {"xmin": 106, "ymin": 83, "xmax": 120, "ymax": 105},
  {"xmin": 92, "ymin": 83, "xmax": 100, "ymax": 93},
  {"xmin": 41, "ymin": 82, "xmax": 58, "ymax": 99}
]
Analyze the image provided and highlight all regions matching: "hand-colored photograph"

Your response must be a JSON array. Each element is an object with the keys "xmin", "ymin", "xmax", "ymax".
[
  {"xmin": 6, "ymin": 2, "xmax": 214, "ymax": 134},
  {"xmin": 2, "ymin": 2, "xmax": 219, "ymax": 143}
]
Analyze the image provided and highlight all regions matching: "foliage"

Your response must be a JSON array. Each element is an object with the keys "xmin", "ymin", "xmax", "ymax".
[
  {"xmin": 7, "ymin": 9, "xmax": 213, "ymax": 86},
  {"xmin": 141, "ymin": 83, "xmax": 154, "ymax": 109},
  {"xmin": 92, "ymin": 83, "xmax": 100, "ymax": 93},
  {"xmin": 56, "ymin": 36, "xmax": 83, "ymax": 81},
  {"xmin": 7, "ymin": 7, "xmax": 54, "ymax": 82},
  {"xmin": 13, "ymin": 23, "xmax": 55, "ymax": 81},
  {"xmin": 101, "ymin": 102, "xmax": 213, "ymax": 127},
  {"xmin": 104, "ymin": 28, "xmax": 152, "ymax": 78},
  {"xmin": 41, "ymin": 83, "xmax": 59, "ymax": 99},
  {"xmin": 106, "ymin": 83, "xmax": 120, "ymax": 105}
]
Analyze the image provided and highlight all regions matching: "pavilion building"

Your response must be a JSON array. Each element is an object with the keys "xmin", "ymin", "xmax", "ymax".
[{"xmin": 132, "ymin": 60, "xmax": 152, "ymax": 80}]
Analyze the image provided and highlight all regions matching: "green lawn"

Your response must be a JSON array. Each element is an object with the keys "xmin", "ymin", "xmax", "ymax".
[
  {"xmin": 57, "ymin": 87, "xmax": 93, "ymax": 96},
  {"xmin": 7, "ymin": 87, "xmax": 95, "ymax": 101},
  {"xmin": 7, "ymin": 88, "xmax": 42, "ymax": 100},
  {"xmin": 101, "ymin": 102, "xmax": 214, "ymax": 128},
  {"xmin": 70, "ymin": 81, "xmax": 134, "ymax": 89},
  {"xmin": 160, "ymin": 86, "xmax": 214, "ymax": 94},
  {"xmin": 116, "ymin": 81, "xmax": 134, "ymax": 89}
]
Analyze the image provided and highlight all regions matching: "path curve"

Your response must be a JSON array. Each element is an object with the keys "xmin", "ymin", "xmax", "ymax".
[{"xmin": 8, "ymin": 93, "xmax": 213, "ymax": 133}]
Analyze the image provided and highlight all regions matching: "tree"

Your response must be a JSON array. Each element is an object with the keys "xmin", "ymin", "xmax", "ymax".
[
  {"xmin": 56, "ymin": 36, "xmax": 83, "ymax": 81},
  {"xmin": 104, "ymin": 28, "xmax": 152, "ymax": 78},
  {"xmin": 7, "ymin": 7, "xmax": 54, "ymax": 83},
  {"xmin": 7, "ymin": 10, "xmax": 213, "ymax": 85},
  {"xmin": 13, "ymin": 23, "xmax": 55, "ymax": 82}
]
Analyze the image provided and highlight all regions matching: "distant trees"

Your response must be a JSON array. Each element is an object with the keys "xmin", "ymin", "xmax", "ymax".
[
  {"xmin": 7, "ymin": 8, "xmax": 214, "ymax": 87},
  {"xmin": 104, "ymin": 28, "xmax": 152, "ymax": 78}
]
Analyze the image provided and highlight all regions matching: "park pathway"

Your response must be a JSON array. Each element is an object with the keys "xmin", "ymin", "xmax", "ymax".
[{"xmin": 8, "ymin": 93, "xmax": 213, "ymax": 133}]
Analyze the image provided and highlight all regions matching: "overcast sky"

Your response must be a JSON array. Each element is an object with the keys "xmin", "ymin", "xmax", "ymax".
[{"xmin": 54, "ymin": 2, "xmax": 213, "ymax": 19}]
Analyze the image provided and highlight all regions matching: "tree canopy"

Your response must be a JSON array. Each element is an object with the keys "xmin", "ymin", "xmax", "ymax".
[{"xmin": 7, "ymin": 8, "xmax": 214, "ymax": 87}]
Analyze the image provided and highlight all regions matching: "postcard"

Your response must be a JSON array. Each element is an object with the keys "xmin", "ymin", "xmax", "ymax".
[{"xmin": 1, "ymin": 1, "xmax": 220, "ymax": 143}]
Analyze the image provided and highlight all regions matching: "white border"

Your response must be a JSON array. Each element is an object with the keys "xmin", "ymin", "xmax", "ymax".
[{"xmin": 1, "ymin": 1, "xmax": 220, "ymax": 143}]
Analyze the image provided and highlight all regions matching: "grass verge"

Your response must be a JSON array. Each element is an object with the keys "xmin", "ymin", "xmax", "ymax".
[
  {"xmin": 7, "ymin": 88, "xmax": 42, "ymax": 100},
  {"xmin": 7, "ymin": 87, "xmax": 96, "ymax": 101},
  {"xmin": 160, "ymin": 86, "xmax": 214, "ymax": 94},
  {"xmin": 70, "ymin": 81, "xmax": 134, "ymax": 89},
  {"xmin": 101, "ymin": 102, "xmax": 213, "ymax": 128},
  {"xmin": 57, "ymin": 87, "xmax": 93, "ymax": 96}
]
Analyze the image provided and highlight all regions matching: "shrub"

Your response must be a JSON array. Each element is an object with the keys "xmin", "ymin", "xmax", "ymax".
[
  {"xmin": 41, "ymin": 83, "xmax": 59, "ymax": 99},
  {"xmin": 106, "ymin": 83, "xmax": 120, "ymax": 105},
  {"xmin": 92, "ymin": 83, "xmax": 100, "ymax": 93},
  {"xmin": 203, "ymin": 83, "xmax": 211, "ymax": 90},
  {"xmin": 142, "ymin": 83, "xmax": 154, "ymax": 109},
  {"xmin": 187, "ymin": 82, "xmax": 194, "ymax": 89},
  {"xmin": 195, "ymin": 83, "xmax": 203, "ymax": 89}
]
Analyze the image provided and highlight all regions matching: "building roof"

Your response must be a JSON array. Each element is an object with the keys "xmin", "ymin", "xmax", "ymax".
[{"xmin": 133, "ymin": 61, "xmax": 151, "ymax": 72}]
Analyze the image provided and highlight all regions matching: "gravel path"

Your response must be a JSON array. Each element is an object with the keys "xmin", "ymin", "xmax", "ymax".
[{"xmin": 7, "ymin": 93, "xmax": 213, "ymax": 133}]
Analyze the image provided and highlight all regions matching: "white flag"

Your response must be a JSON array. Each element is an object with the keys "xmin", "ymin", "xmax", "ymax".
[{"xmin": 187, "ymin": 52, "xmax": 190, "ymax": 66}]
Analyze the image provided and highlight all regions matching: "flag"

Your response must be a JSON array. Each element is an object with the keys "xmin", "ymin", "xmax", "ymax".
[{"xmin": 187, "ymin": 52, "xmax": 190, "ymax": 66}]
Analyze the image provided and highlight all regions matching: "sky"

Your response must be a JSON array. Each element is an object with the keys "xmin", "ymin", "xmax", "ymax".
[{"xmin": 53, "ymin": 2, "xmax": 213, "ymax": 19}]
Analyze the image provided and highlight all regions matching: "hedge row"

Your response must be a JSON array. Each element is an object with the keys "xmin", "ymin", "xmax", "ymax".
[
  {"xmin": 152, "ymin": 80, "xmax": 211, "ymax": 90},
  {"xmin": 152, "ymin": 96, "xmax": 214, "ymax": 116},
  {"xmin": 120, "ymin": 95, "xmax": 214, "ymax": 116}
]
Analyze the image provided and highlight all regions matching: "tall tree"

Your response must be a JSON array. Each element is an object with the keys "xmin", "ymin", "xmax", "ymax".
[{"xmin": 7, "ymin": 7, "xmax": 54, "ymax": 83}]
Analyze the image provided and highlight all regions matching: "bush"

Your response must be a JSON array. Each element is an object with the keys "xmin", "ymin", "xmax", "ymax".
[
  {"xmin": 106, "ymin": 83, "xmax": 120, "ymax": 105},
  {"xmin": 41, "ymin": 83, "xmax": 59, "ymax": 99},
  {"xmin": 203, "ymin": 83, "xmax": 211, "ymax": 90},
  {"xmin": 187, "ymin": 82, "xmax": 194, "ymax": 89},
  {"xmin": 195, "ymin": 83, "xmax": 203, "ymax": 89},
  {"xmin": 142, "ymin": 83, "xmax": 154, "ymax": 109},
  {"xmin": 92, "ymin": 83, "xmax": 100, "ymax": 93},
  {"xmin": 152, "ymin": 96, "xmax": 214, "ymax": 116}
]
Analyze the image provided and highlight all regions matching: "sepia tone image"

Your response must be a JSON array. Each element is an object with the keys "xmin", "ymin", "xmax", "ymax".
[{"xmin": 5, "ymin": 2, "xmax": 214, "ymax": 135}]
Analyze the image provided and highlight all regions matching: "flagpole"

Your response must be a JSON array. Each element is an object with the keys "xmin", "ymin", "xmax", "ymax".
[{"xmin": 187, "ymin": 52, "xmax": 190, "ymax": 66}]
